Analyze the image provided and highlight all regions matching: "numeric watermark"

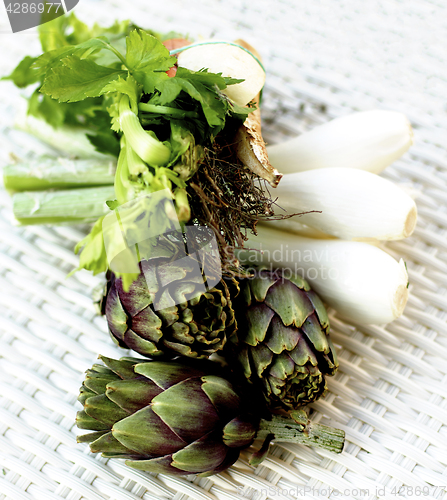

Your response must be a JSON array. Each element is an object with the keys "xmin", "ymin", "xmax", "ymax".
[{"xmin": 2, "ymin": 0, "xmax": 79, "ymax": 33}]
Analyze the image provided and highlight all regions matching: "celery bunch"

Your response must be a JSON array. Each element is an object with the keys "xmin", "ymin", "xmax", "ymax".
[{"xmin": 3, "ymin": 14, "xmax": 254, "ymax": 287}]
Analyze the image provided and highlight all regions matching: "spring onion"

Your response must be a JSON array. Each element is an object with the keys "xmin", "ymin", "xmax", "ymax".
[
  {"xmin": 267, "ymin": 110, "xmax": 413, "ymax": 174},
  {"xmin": 267, "ymin": 167, "xmax": 417, "ymax": 240},
  {"xmin": 176, "ymin": 40, "xmax": 266, "ymax": 107},
  {"xmin": 240, "ymin": 225, "xmax": 409, "ymax": 325}
]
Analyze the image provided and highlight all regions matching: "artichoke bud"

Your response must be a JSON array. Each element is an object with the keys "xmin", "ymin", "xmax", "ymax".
[
  {"xmin": 77, "ymin": 356, "xmax": 259, "ymax": 476},
  {"xmin": 227, "ymin": 268, "xmax": 339, "ymax": 411},
  {"xmin": 104, "ymin": 234, "xmax": 237, "ymax": 359},
  {"xmin": 77, "ymin": 356, "xmax": 345, "ymax": 475}
]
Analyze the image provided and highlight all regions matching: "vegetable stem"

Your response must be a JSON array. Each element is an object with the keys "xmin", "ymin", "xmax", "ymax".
[
  {"xmin": 3, "ymin": 157, "xmax": 116, "ymax": 192},
  {"xmin": 12, "ymin": 185, "xmax": 115, "ymax": 225},
  {"xmin": 119, "ymin": 95, "xmax": 171, "ymax": 166},
  {"xmin": 258, "ymin": 415, "xmax": 345, "ymax": 454},
  {"xmin": 103, "ymin": 41, "xmax": 129, "ymax": 68},
  {"xmin": 15, "ymin": 114, "xmax": 110, "ymax": 159},
  {"xmin": 139, "ymin": 102, "xmax": 200, "ymax": 119}
]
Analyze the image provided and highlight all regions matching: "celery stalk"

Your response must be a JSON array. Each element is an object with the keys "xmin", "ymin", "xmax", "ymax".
[
  {"xmin": 12, "ymin": 186, "xmax": 115, "ymax": 225},
  {"xmin": 3, "ymin": 157, "xmax": 116, "ymax": 192},
  {"xmin": 15, "ymin": 113, "xmax": 112, "ymax": 160}
]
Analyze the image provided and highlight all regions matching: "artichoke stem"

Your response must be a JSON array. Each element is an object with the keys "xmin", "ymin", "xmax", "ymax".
[{"xmin": 257, "ymin": 415, "xmax": 345, "ymax": 454}]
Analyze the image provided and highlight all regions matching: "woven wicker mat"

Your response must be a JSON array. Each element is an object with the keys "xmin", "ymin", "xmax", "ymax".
[{"xmin": 1, "ymin": 1, "xmax": 446, "ymax": 499}]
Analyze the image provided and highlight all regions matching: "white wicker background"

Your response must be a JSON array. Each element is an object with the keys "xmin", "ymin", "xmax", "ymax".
[{"xmin": 0, "ymin": 1, "xmax": 446, "ymax": 499}]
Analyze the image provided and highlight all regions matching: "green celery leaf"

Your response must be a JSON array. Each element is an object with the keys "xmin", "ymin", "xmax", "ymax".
[
  {"xmin": 41, "ymin": 56, "xmax": 127, "ymax": 103},
  {"xmin": 33, "ymin": 37, "xmax": 123, "ymax": 81},
  {"xmin": 71, "ymin": 216, "xmax": 108, "ymax": 276},
  {"xmin": 168, "ymin": 120, "xmax": 193, "ymax": 165},
  {"xmin": 87, "ymin": 130, "xmax": 120, "ymax": 157},
  {"xmin": 175, "ymin": 68, "xmax": 242, "ymax": 91},
  {"xmin": 106, "ymin": 200, "xmax": 120, "ymax": 210},
  {"xmin": 155, "ymin": 68, "xmax": 246, "ymax": 131},
  {"xmin": 151, "ymin": 78, "xmax": 182, "ymax": 104},
  {"xmin": 38, "ymin": 14, "xmax": 70, "ymax": 52},
  {"xmin": 38, "ymin": 12, "xmax": 131, "ymax": 52},
  {"xmin": 89, "ymin": 19, "xmax": 132, "ymax": 40},
  {"xmin": 2, "ymin": 56, "xmax": 40, "ymax": 88},
  {"xmin": 125, "ymin": 30, "xmax": 175, "ymax": 93},
  {"xmin": 85, "ymin": 108, "xmax": 120, "ymax": 156},
  {"xmin": 107, "ymin": 100, "xmax": 121, "ymax": 133},
  {"xmin": 29, "ymin": 90, "xmax": 109, "ymax": 130},
  {"xmin": 102, "ymin": 75, "xmax": 142, "ymax": 134},
  {"xmin": 125, "ymin": 29, "xmax": 175, "ymax": 73},
  {"xmin": 33, "ymin": 46, "xmax": 78, "ymax": 78},
  {"xmin": 28, "ymin": 92, "xmax": 66, "ymax": 128},
  {"xmin": 102, "ymin": 75, "xmax": 141, "ymax": 113},
  {"xmin": 63, "ymin": 13, "xmax": 92, "ymax": 45}
]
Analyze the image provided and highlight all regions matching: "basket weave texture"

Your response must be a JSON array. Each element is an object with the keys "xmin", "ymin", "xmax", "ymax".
[{"xmin": 0, "ymin": 1, "xmax": 446, "ymax": 499}]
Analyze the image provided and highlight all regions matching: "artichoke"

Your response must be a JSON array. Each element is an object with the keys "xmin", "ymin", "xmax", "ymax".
[
  {"xmin": 77, "ymin": 356, "xmax": 344, "ymax": 476},
  {"xmin": 227, "ymin": 269, "xmax": 338, "ymax": 411},
  {"xmin": 105, "ymin": 254, "xmax": 236, "ymax": 359}
]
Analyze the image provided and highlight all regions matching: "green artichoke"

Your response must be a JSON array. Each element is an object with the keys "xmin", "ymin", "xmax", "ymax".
[
  {"xmin": 105, "ymin": 255, "xmax": 236, "ymax": 359},
  {"xmin": 77, "ymin": 356, "xmax": 344, "ymax": 476},
  {"xmin": 227, "ymin": 269, "xmax": 338, "ymax": 411}
]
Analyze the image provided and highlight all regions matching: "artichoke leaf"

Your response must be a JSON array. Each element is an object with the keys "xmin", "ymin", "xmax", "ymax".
[
  {"xmin": 76, "ymin": 430, "xmax": 109, "ymax": 444},
  {"xmin": 99, "ymin": 355, "xmax": 142, "ymax": 380},
  {"xmin": 265, "ymin": 316, "xmax": 300, "ymax": 354},
  {"xmin": 84, "ymin": 394, "xmax": 129, "ymax": 426},
  {"xmin": 306, "ymin": 290, "xmax": 330, "ymax": 331},
  {"xmin": 151, "ymin": 378, "xmax": 220, "ymax": 442},
  {"xmin": 250, "ymin": 343, "xmax": 273, "ymax": 378},
  {"xmin": 171, "ymin": 432, "xmax": 227, "ymax": 473},
  {"xmin": 222, "ymin": 416, "xmax": 257, "ymax": 448},
  {"xmin": 106, "ymin": 378, "xmax": 163, "ymax": 413},
  {"xmin": 264, "ymin": 280, "xmax": 314, "ymax": 327},
  {"xmin": 301, "ymin": 314, "xmax": 330, "ymax": 353},
  {"xmin": 90, "ymin": 431, "xmax": 136, "ymax": 455},
  {"xmin": 84, "ymin": 374, "xmax": 118, "ymax": 395},
  {"xmin": 76, "ymin": 410, "xmax": 110, "ymax": 431},
  {"xmin": 245, "ymin": 303, "xmax": 274, "ymax": 346},
  {"xmin": 112, "ymin": 406, "xmax": 187, "ymax": 455},
  {"xmin": 125, "ymin": 454, "xmax": 186, "ymax": 475},
  {"xmin": 289, "ymin": 336, "xmax": 319, "ymax": 367},
  {"xmin": 201, "ymin": 375, "xmax": 241, "ymax": 422},
  {"xmin": 249, "ymin": 275, "xmax": 277, "ymax": 302},
  {"xmin": 123, "ymin": 329, "xmax": 165, "ymax": 357},
  {"xmin": 130, "ymin": 307, "xmax": 163, "ymax": 342},
  {"xmin": 134, "ymin": 361, "xmax": 205, "ymax": 389},
  {"xmin": 268, "ymin": 352, "xmax": 296, "ymax": 380}
]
